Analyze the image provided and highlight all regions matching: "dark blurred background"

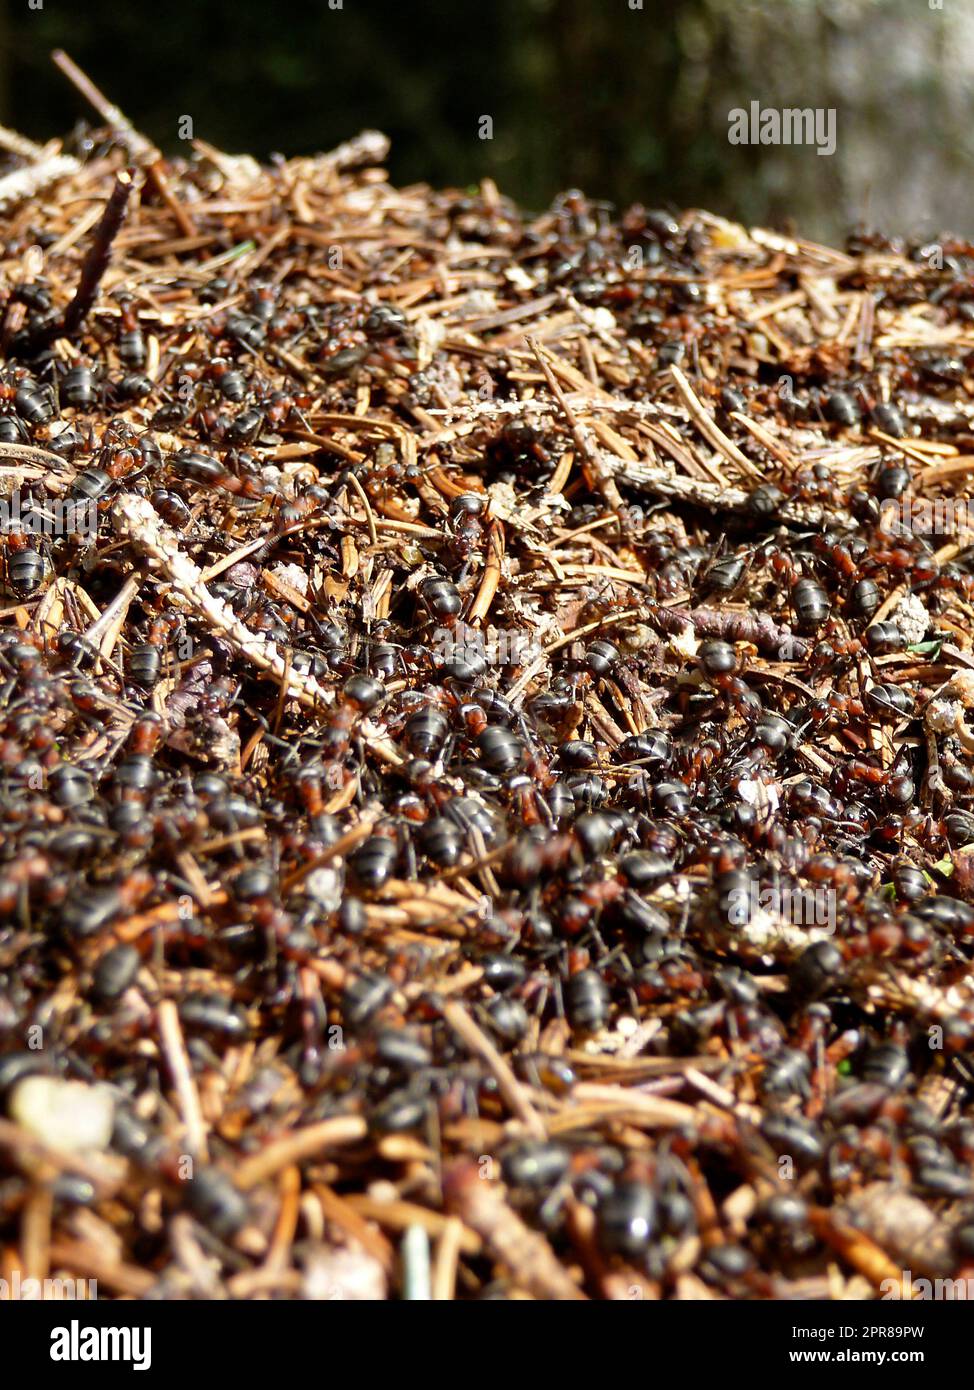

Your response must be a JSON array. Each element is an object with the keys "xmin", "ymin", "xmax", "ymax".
[{"xmin": 3, "ymin": 0, "xmax": 973, "ymax": 245}]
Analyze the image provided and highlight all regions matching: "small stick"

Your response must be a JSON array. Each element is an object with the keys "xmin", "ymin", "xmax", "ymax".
[
  {"xmin": 0, "ymin": 441, "xmax": 74, "ymax": 470},
  {"xmin": 442, "ymin": 999, "xmax": 546, "ymax": 1139},
  {"xmin": 51, "ymin": 49, "xmax": 196, "ymax": 236},
  {"xmin": 115, "ymin": 895, "xmax": 228, "ymax": 943},
  {"xmin": 319, "ymin": 129, "xmax": 391, "ymax": 171},
  {"xmin": 729, "ymin": 410, "xmax": 798, "ymax": 469},
  {"xmin": 0, "ymin": 1119, "xmax": 121, "ymax": 1191},
  {"xmin": 544, "ymin": 606, "xmax": 644, "ymax": 655},
  {"xmin": 313, "ymin": 1184, "xmax": 396, "ymax": 1274},
  {"xmin": 615, "ymin": 457, "xmax": 856, "ymax": 530},
  {"xmin": 201, "ymin": 531, "xmax": 278, "ymax": 582},
  {"xmin": 46, "ymin": 1241, "xmax": 155, "ymax": 1298},
  {"xmin": 157, "ymin": 999, "xmax": 208, "ymax": 1160},
  {"xmin": 53, "ymin": 50, "xmax": 150, "ymax": 154},
  {"xmin": 0, "ymin": 124, "xmax": 48, "ymax": 161},
  {"xmin": 0, "ymin": 154, "xmax": 79, "ymax": 210},
  {"xmin": 279, "ymin": 811, "xmax": 380, "ymax": 894},
  {"xmin": 169, "ymin": 1214, "xmax": 224, "ymax": 1298},
  {"xmin": 60, "ymin": 169, "xmax": 137, "ymax": 340},
  {"xmin": 443, "ymin": 1159, "xmax": 587, "ymax": 1300},
  {"xmin": 504, "ymin": 651, "xmax": 549, "ymax": 706},
  {"xmin": 81, "ymin": 573, "xmax": 141, "ymax": 660},
  {"xmin": 436, "ymin": 839, "xmax": 512, "ymax": 883},
  {"xmin": 346, "ymin": 1196, "xmax": 481, "ymax": 1254},
  {"xmin": 467, "ymin": 823, "xmax": 501, "ymax": 899},
  {"xmin": 467, "ymin": 520, "xmax": 504, "ymax": 625},
  {"xmin": 670, "ymin": 366, "xmax": 761, "ymax": 480},
  {"xmin": 808, "ymin": 1208, "xmax": 913, "ymax": 1297},
  {"xmin": 143, "ymin": 159, "xmax": 198, "ymax": 240},
  {"xmin": 262, "ymin": 1166, "xmax": 301, "ymax": 1275},
  {"xmin": 113, "ymin": 492, "xmax": 335, "ymax": 712},
  {"xmin": 401, "ymin": 1224, "xmax": 432, "ymax": 1300},
  {"xmin": 548, "ymin": 449, "xmax": 574, "ymax": 494},
  {"xmin": 344, "ymin": 468, "xmax": 378, "ymax": 546},
  {"xmin": 272, "ymin": 647, "xmax": 293, "ymax": 736},
  {"xmin": 431, "ymin": 1217, "xmax": 464, "ymax": 1301},
  {"xmin": 235, "ymin": 1116, "xmax": 368, "ymax": 1190},
  {"xmin": 530, "ymin": 338, "xmax": 625, "ymax": 512},
  {"xmin": 867, "ymin": 581, "xmax": 908, "ymax": 630},
  {"xmin": 21, "ymin": 1184, "xmax": 53, "ymax": 1283},
  {"xmin": 225, "ymin": 1269, "xmax": 303, "ymax": 1298},
  {"xmin": 555, "ymin": 1082, "xmax": 698, "ymax": 1128}
]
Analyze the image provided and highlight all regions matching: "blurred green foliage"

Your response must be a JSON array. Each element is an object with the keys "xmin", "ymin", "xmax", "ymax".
[
  {"xmin": 0, "ymin": 0, "xmax": 730, "ymax": 212},
  {"xmin": 3, "ymin": 0, "xmax": 973, "ymax": 242}
]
